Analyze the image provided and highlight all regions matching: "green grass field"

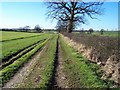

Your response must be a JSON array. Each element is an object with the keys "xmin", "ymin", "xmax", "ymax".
[
  {"xmin": 2, "ymin": 33, "xmax": 52, "ymax": 61},
  {"xmin": 0, "ymin": 31, "xmax": 42, "ymax": 41},
  {"xmin": 74, "ymin": 31, "xmax": 118, "ymax": 38},
  {"xmin": 93, "ymin": 31, "xmax": 118, "ymax": 37}
]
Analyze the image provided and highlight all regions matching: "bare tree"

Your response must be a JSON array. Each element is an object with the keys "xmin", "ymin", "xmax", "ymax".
[
  {"xmin": 23, "ymin": 26, "xmax": 30, "ymax": 32},
  {"xmin": 89, "ymin": 28, "xmax": 94, "ymax": 34},
  {"xmin": 55, "ymin": 20, "xmax": 67, "ymax": 32},
  {"xmin": 46, "ymin": 0, "xmax": 104, "ymax": 33},
  {"xmin": 100, "ymin": 29, "xmax": 104, "ymax": 35},
  {"xmin": 34, "ymin": 25, "xmax": 42, "ymax": 32}
]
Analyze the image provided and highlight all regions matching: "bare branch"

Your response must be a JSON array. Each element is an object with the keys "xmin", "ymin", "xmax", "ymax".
[{"xmin": 45, "ymin": 0, "xmax": 104, "ymax": 32}]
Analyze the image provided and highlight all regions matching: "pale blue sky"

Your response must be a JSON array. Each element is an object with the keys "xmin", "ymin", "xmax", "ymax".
[{"xmin": 0, "ymin": 2, "xmax": 118, "ymax": 30}]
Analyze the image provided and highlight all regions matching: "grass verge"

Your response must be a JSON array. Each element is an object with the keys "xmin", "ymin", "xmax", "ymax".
[{"xmin": 59, "ymin": 34, "xmax": 108, "ymax": 88}]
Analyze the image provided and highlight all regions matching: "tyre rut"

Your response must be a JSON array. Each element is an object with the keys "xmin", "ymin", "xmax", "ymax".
[
  {"xmin": 50, "ymin": 35, "xmax": 69, "ymax": 89},
  {"xmin": 3, "ymin": 42, "xmax": 48, "ymax": 88},
  {"xmin": 1, "ymin": 39, "xmax": 46, "ymax": 69}
]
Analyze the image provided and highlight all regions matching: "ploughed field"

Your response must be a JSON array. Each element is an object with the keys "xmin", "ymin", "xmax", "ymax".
[{"xmin": 0, "ymin": 31, "xmax": 119, "ymax": 89}]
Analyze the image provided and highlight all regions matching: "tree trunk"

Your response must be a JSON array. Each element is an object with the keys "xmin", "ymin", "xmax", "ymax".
[
  {"xmin": 67, "ymin": 20, "xmax": 73, "ymax": 33},
  {"xmin": 67, "ymin": 10, "xmax": 74, "ymax": 33}
]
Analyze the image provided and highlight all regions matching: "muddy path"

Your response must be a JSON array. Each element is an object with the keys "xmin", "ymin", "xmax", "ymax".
[
  {"xmin": 3, "ymin": 45, "xmax": 47, "ymax": 88},
  {"xmin": 50, "ymin": 37, "xmax": 70, "ymax": 89}
]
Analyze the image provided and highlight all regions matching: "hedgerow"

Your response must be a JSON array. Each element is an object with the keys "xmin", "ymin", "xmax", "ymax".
[{"xmin": 62, "ymin": 32, "xmax": 119, "ymax": 63}]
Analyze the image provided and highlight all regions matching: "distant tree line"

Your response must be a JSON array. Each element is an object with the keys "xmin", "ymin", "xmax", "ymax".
[
  {"xmin": 73, "ymin": 28, "xmax": 105, "ymax": 35},
  {"xmin": 1, "ymin": 25, "xmax": 43, "ymax": 33}
]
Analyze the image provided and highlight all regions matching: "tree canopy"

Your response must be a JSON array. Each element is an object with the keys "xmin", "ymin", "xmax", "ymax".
[
  {"xmin": 46, "ymin": 0, "xmax": 104, "ymax": 33},
  {"xmin": 34, "ymin": 25, "xmax": 42, "ymax": 32}
]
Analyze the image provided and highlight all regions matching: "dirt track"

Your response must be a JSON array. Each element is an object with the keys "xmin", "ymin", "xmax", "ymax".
[
  {"xmin": 3, "ymin": 36, "xmax": 70, "ymax": 89},
  {"xmin": 50, "ymin": 38, "xmax": 69, "ymax": 89},
  {"xmin": 3, "ymin": 46, "xmax": 46, "ymax": 88}
]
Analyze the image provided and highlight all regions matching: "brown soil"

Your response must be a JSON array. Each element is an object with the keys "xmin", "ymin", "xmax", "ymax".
[{"xmin": 51, "ymin": 40, "xmax": 69, "ymax": 89}]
